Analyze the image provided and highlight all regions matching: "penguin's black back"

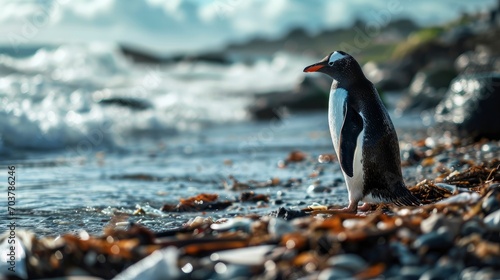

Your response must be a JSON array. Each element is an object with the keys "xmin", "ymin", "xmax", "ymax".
[{"xmin": 339, "ymin": 64, "xmax": 417, "ymax": 204}]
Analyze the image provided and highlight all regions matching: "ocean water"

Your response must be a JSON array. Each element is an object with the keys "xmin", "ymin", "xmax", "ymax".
[{"xmin": 0, "ymin": 43, "xmax": 310, "ymax": 154}]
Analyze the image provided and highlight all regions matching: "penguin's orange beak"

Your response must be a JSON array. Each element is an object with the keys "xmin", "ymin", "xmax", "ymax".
[{"xmin": 303, "ymin": 62, "xmax": 325, "ymax": 72}]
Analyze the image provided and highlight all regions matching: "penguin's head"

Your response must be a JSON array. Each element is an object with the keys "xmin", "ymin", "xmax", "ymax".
[{"xmin": 303, "ymin": 51, "xmax": 357, "ymax": 78}]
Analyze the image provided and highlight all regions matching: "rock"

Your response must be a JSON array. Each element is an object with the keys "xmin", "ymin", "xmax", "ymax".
[
  {"xmin": 455, "ymin": 48, "xmax": 500, "ymax": 74},
  {"xmin": 0, "ymin": 231, "xmax": 29, "ymax": 279},
  {"xmin": 273, "ymin": 207, "xmax": 309, "ymax": 221},
  {"xmin": 211, "ymin": 263, "xmax": 252, "ymax": 279},
  {"xmin": 412, "ymin": 229, "xmax": 453, "ymax": 250},
  {"xmin": 461, "ymin": 267, "xmax": 500, "ymax": 280},
  {"xmin": 459, "ymin": 267, "xmax": 479, "ymax": 280},
  {"xmin": 391, "ymin": 242, "xmax": 419, "ymax": 266},
  {"xmin": 435, "ymin": 74, "xmax": 500, "ymax": 140},
  {"xmin": 120, "ymin": 44, "xmax": 230, "ymax": 64},
  {"xmin": 210, "ymin": 245, "xmax": 275, "ymax": 266},
  {"xmin": 436, "ymin": 192, "xmax": 480, "ymax": 205},
  {"xmin": 113, "ymin": 247, "xmax": 180, "ymax": 280},
  {"xmin": 483, "ymin": 209, "xmax": 500, "ymax": 230},
  {"xmin": 267, "ymin": 218, "xmax": 294, "ymax": 239},
  {"xmin": 98, "ymin": 97, "xmax": 152, "ymax": 110},
  {"xmin": 461, "ymin": 219, "xmax": 487, "ymax": 237},
  {"xmin": 318, "ymin": 267, "xmax": 353, "ymax": 280},
  {"xmin": 363, "ymin": 61, "xmax": 412, "ymax": 91},
  {"xmin": 326, "ymin": 254, "xmax": 368, "ymax": 273},
  {"xmin": 210, "ymin": 218, "xmax": 253, "ymax": 233},
  {"xmin": 397, "ymin": 66, "xmax": 457, "ymax": 113},
  {"xmin": 399, "ymin": 266, "xmax": 431, "ymax": 279},
  {"xmin": 307, "ymin": 184, "xmax": 331, "ymax": 194},
  {"xmin": 482, "ymin": 186, "xmax": 500, "ymax": 214},
  {"xmin": 391, "ymin": 41, "xmax": 459, "ymax": 90},
  {"xmin": 247, "ymin": 75, "xmax": 330, "ymax": 120},
  {"xmin": 419, "ymin": 265, "xmax": 459, "ymax": 280},
  {"xmin": 420, "ymin": 213, "xmax": 462, "ymax": 238}
]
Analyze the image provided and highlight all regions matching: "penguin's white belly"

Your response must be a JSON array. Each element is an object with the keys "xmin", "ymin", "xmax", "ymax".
[
  {"xmin": 328, "ymin": 88, "xmax": 366, "ymax": 202},
  {"xmin": 345, "ymin": 129, "xmax": 365, "ymax": 202}
]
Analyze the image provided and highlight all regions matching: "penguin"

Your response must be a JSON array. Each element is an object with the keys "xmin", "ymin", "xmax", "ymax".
[{"xmin": 303, "ymin": 51, "xmax": 420, "ymax": 212}]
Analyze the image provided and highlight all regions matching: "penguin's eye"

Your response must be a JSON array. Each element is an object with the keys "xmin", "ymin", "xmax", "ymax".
[{"xmin": 328, "ymin": 62, "xmax": 334, "ymax": 66}]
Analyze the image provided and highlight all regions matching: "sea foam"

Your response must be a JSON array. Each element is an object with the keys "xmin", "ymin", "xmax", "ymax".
[{"xmin": 0, "ymin": 43, "xmax": 308, "ymax": 152}]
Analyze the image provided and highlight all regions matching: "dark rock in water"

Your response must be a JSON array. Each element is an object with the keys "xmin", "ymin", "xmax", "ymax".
[
  {"xmin": 120, "ymin": 44, "xmax": 230, "ymax": 64},
  {"xmin": 435, "ymin": 74, "xmax": 500, "ymax": 140},
  {"xmin": 98, "ymin": 97, "xmax": 152, "ymax": 110},
  {"xmin": 120, "ymin": 44, "xmax": 165, "ymax": 64},
  {"xmin": 397, "ymin": 66, "xmax": 457, "ymax": 113},
  {"xmin": 363, "ymin": 61, "xmax": 413, "ymax": 91},
  {"xmin": 248, "ymin": 75, "xmax": 330, "ymax": 120},
  {"xmin": 455, "ymin": 48, "xmax": 500, "ymax": 74},
  {"xmin": 273, "ymin": 207, "xmax": 308, "ymax": 220}
]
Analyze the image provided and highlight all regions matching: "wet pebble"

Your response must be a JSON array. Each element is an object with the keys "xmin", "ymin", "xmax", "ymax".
[
  {"xmin": 318, "ymin": 267, "xmax": 353, "ymax": 280},
  {"xmin": 420, "ymin": 213, "xmax": 461, "ymax": 238},
  {"xmin": 413, "ymin": 229, "xmax": 453, "ymax": 250},
  {"xmin": 459, "ymin": 267, "xmax": 479, "ymax": 280},
  {"xmin": 436, "ymin": 192, "xmax": 480, "ymax": 204},
  {"xmin": 435, "ymin": 155, "xmax": 449, "ymax": 163},
  {"xmin": 420, "ymin": 214, "xmax": 445, "ymax": 233},
  {"xmin": 399, "ymin": 265, "xmax": 431, "ymax": 279},
  {"xmin": 210, "ymin": 245, "xmax": 274, "ymax": 266},
  {"xmin": 488, "ymin": 183, "xmax": 500, "ymax": 191},
  {"xmin": 211, "ymin": 263, "xmax": 251, "ymax": 279},
  {"xmin": 326, "ymin": 254, "xmax": 367, "ymax": 273},
  {"xmin": 272, "ymin": 199, "xmax": 284, "ymax": 205},
  {"xmin": 460, "ymin": 267, "xmax": 500, "ymax": 280},
  {"xmin": 268, "ymin": 218, "xmax": 294, "ymax": 239},
  {"xmin": 401, "ymin": 145, "xmax": 421, "ymax": 162},
  {"xmin": 460, "ymin": 219, "xmax": 487, "ymax": 237},
  {"xmin": 307, "ymin": 183, "xmax": 331, "ymax": 194},
  {"xmin": 419, "ymin": 265, "xmax": 459, "ymax": 280},
  {"xmin": 274, "ymin": 207, "xmax": 309, "ymax": 221},
  {"xmin": 318, "ymin": 154, "xmax": 335, "ymax": 163},
  {"xmin": 434, "ymin": 183, "xmax": 456, "ymax": 193},
  {"xmin": 113, "ymin": 247, "xmax": 180, "ymax": 280},
  {"xmin": 446, "ymin": 159, "xmax": 463, "ymax": 170},
  {"xmin": 391, "ymin": 242, "xmax": 419, "ymax": 266},
  {"xmin": 483, "ymin": 209, "xmax": 500, "ymax": 230},
  {"xmin": 210, "ymin": 218, "xmax": 252, "ymax": 233},
  {"xmin": 332, "ymin": 178, "xmax": 344, "ymax": 187},
  {"xmin": 482, "ymin": 193, "xmax": 500, "ymax": 215}
]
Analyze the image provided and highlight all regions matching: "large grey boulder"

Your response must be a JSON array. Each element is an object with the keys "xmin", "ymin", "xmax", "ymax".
[
  {"xmin": 435, "ymin": 73, "xmax": 500, "ymax": 140},
  {"xmin": 397, "ymin": 65, "xmax": 457, "ymax": 113}
]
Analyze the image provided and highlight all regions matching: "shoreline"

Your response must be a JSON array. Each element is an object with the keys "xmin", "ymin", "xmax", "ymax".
[{"xmin": 1, "ymin": 132, "xmax": 499, "ymax": 279}]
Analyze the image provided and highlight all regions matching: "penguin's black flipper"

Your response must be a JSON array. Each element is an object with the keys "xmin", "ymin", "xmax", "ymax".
[{"xmin": 339, "ymin": 105, "xmax": 363, "ymax": 177}]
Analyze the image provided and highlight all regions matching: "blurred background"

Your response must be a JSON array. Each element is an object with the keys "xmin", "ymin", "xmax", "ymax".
[
  {"xmin": 0, "ymin": 0, "xmax": 498, "ymax": 153},
  {"xmin": 1, "ymin": 0, "xmax": 499, "ymax": 235}
]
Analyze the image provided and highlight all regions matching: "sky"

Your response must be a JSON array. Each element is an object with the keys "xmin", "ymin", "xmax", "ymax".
[{"xmin": 0, "ymin": 0, "xmax": 497, "ymax": 55}]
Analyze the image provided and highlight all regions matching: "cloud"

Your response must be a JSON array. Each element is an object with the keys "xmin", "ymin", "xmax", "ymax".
[{"xmin": 0, "ymin": 0, "xmax": 496, "ymax": 55}]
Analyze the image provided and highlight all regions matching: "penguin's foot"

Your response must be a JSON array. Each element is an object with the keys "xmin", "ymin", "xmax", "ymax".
[
  {"xmin": 335, "ymin": 201, "xmax": 358, "ymax": 213},
  {"xmin": 358, "ymin": 203, "xmax": 373, "ymax": 212}
]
